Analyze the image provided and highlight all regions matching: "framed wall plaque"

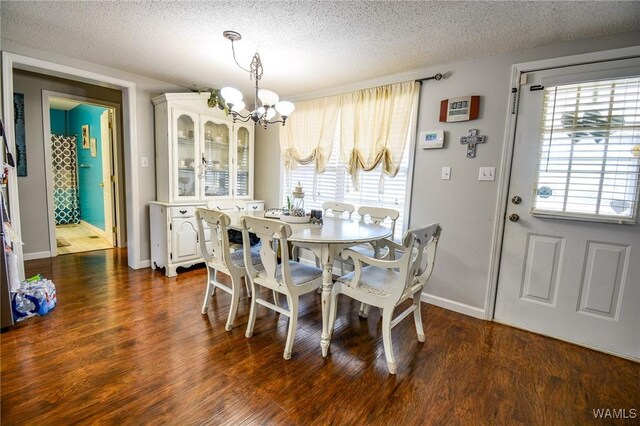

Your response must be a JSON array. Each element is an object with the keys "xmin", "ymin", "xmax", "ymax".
[{"xmin": 81, "ymin": 124, "xmax": 90, "ymax": 149}]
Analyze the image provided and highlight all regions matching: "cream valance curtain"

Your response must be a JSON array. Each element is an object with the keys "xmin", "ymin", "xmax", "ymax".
[
  {"xmin": 339, "ymin": 81, "xmax": 419, "ymax": 187},
  {"xmin": 279, "ymin": 81, "xmax": 419, "ymax": 187},
  {"xmin": 279, "ymin": 95, "xmax": 340, "ymax": 173}
]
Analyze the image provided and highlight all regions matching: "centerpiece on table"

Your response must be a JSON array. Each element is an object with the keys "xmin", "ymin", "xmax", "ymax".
[{"xmin": 280, "ymin": 182, "xmax": 310, "ymax": 223}]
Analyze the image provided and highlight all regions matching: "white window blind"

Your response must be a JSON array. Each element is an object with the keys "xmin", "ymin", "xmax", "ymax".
[
  {"xmin": 532, "ymin": 76, "xmax": 640, "ymax": 223},
  {"xmin": 283, "ymin": 128, "xmax": 411, "ymax": 239}
]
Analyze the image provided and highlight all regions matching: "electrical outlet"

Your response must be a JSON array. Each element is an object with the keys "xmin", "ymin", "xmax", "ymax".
[
  {"xmin": 441, "ymin": 166, "xmax": 451, "ymax": 180},
  {"xmin": 479, "ymin": 167, "xmax": 495, "ymax": 181}
]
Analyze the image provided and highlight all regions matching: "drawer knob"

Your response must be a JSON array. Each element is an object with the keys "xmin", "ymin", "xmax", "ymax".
[
  {"xmin": 252, "ymin": 206, "xmax": 258, "ymax": 210},
  {"xmin": 180, "ymin": 209, "xmax": 187, "ymax": 214}
]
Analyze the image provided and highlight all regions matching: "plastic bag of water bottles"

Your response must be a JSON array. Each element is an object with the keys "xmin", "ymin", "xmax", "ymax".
[{"xmin": 11, "ymin": 274, "xmax": 57, "ymax": 322}]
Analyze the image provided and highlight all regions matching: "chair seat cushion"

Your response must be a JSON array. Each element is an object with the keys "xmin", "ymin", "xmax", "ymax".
[
  {"xmin": 258, "ymin": 261, "xmax": 322, "ymax": 286},
  {"xmin": 230, "ymin": 245, "xmax": 263, "ymax": 268},
  {"xmin": 337, "ymin": 266, "xmax": 401, "ymax": 297}
]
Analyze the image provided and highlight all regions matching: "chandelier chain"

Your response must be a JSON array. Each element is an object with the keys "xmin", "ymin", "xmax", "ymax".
[
  {"xmin": 250, "ymin": 53, "xmax": 264, "ymax": 82},
  {"xmin": 229, "ymin": 40, "xmax": 252, "ymax": 75}
]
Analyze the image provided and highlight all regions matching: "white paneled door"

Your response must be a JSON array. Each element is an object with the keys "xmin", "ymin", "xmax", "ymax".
[{"xmin": 494, "ymin": 57, "xmax": 640, "ymax": 360}]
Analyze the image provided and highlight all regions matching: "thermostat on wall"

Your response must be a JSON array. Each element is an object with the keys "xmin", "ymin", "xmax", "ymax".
[{"xmin": 419, "ymin": 130, "xmax": 444, "ymax": 149}]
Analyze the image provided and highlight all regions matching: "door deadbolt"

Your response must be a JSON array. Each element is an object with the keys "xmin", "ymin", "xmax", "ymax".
[
  {"xmin": 509, "ymin": 214, "xmax": 520, "ymax": 222},
  {"xmin": 511, "ymin": 196, "xmax": 522, "ymax": 205}
]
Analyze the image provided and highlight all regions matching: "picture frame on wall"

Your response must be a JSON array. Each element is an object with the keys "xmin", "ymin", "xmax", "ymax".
[
  {"xmin": 90, "ymin": 137, "xmax": 97, "ymax": 157},
  {"xmin": 81, "ymin": 125, "xmax": 90, "ymax": 149},
  {"xmin": 13, "ymin": 93, "xmax": 27, "ymax": 176}
]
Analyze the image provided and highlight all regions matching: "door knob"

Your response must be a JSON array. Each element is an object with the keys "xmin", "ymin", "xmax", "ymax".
[
  {"xmin": 99, "ymin": 182, "xmax": 105, "ymax": 188},
  {"xmin": 509, "ymin": 214, "xmax": 520, "ymax": 222},
  {"xmin": 511, "ymin": 196, "xmax": 522, "ymax": 205}
]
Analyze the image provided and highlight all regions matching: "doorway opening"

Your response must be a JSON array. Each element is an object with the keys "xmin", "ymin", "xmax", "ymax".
[{"xmin": 45, "ymin": 94, "xmax": 121, "ymax": 256}]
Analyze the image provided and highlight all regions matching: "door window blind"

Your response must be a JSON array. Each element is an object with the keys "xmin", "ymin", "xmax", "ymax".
[{"xmin": 532, "ymin": 76, "xmax": 640, "ymax": 223}]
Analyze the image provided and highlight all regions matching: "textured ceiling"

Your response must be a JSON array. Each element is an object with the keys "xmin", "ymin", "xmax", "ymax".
[{"xmin": 2, "ymin": 1, "xmax": 639, "ymax": 99}]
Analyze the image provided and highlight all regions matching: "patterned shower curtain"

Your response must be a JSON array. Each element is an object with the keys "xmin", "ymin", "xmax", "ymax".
[{"xmin": 51, "ymin": 134, "xmax": 80, "ymax": 225}]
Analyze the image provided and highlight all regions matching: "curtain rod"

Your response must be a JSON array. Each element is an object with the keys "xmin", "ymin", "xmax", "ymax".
[{"xmin": 415, "ymin": 73, "xmax": 443, "ymax": 84}]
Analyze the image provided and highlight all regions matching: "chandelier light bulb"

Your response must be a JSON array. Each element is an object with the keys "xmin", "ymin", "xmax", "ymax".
[
  {"xmin": 221, "ymin": 87, "xmax": 243, "ymax": 105},
  {"xmin": 275, "ymin": 101, "xmax": 295, "ymax": 117},
  {"xmin": 231, "ymin": 101, "xmax": 245, "ymax": 113},
  {"xmin": 258, "ymin": 89, "xmax": 279, "ymax": 107},
  {"xmin": 266, "ymin": 108, "xmax": 277, "ymax": 120}
]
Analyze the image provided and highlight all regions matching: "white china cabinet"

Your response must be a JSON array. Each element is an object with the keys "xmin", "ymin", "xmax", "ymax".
[
  {"xmin": 152, "ymin": 93, "xmax": 257, "ymax": 202},
  {"xmin": 150, "ymin": 93, "xmax": 264, "ymax": 276}
]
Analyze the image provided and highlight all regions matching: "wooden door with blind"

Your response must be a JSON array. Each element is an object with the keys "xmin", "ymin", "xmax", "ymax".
[{"xmin": 494, "ymin": 57, "xmax": 640, "ymax": 360}]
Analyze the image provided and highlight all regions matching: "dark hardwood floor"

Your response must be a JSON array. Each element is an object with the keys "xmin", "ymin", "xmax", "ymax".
[{"xmin": 1, "ymin": 249, "xmax": 638, "ymax": 425}]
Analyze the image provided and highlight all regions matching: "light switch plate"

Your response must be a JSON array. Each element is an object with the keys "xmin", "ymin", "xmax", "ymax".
[
  {"xmin": 441, "ymin": 166, "xmax": 451, "ymax": 180},
  {"xmin": 479, "ymin": 167, "xmax": 495, "ymax": 181},
  {"xmin": 141, "ymin": 157, "xmax": 149, "ymax": 168}
]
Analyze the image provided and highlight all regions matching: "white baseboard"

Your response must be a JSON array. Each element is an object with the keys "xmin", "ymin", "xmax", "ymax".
[
  {"xmin": 421, "ymin": 292, "xmax": 486, "ymax": 319},
  {"xmin": 23, "ymin": 251, "xmax": 52, "ymax": 261},
  {"xmin": 137, "ymin": 259, "xmax": 151, "ymax": 269}
]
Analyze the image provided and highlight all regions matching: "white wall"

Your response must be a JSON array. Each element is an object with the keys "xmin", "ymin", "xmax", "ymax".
[
  {"xmin": 255, "ymin": 30, "xmax": 640, "ymax": 318},
  {"xmin": 254, "ymin": 125, "xmax": 281, "ymax": 208}
]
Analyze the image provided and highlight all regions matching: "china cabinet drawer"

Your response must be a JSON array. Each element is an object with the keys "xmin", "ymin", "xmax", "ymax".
[{"xmin": 171, "ymin": 206, "xmax": 196, "ymax": 218}]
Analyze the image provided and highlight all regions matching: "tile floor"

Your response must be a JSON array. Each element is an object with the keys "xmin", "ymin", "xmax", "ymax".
[{"xmin": 56, "ymin": 223, "xmax": 113, "ymax": 255}]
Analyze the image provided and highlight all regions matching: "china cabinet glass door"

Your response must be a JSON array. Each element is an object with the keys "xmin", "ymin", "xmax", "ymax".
[
  {"xmin": 202, "ymin": 117, "xmax": 231, "ymax": 198},
  {"xmin": 175, "ymin": 111, "xmax": 197, "ymax": 199},
  {"xmin": 234, "ymin": 124, "xmax": 252, "ymax": 197}
]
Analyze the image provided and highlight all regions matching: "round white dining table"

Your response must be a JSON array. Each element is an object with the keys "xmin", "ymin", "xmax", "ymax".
[
  {"xmin": 286, "ymin": 217, "xmax": 392, "ymax": 356},
  {"xmin": 226, "ymin": 211, "xmax": 391, "ymax": 356}
]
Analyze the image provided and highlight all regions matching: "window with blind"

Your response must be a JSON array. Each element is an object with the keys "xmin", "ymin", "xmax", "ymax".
[
  {"xmin": 282, "ymin": 129, "xmax": 411, "ymax": 239},
  {"xmin": 532, "ymin": 76, "xmax": 640, "ymax": 223}
]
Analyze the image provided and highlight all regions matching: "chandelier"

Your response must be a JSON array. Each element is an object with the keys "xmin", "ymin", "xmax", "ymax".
[{"xmin": 221, "ymin": 30, "xmax": 295, "ymax": 128}]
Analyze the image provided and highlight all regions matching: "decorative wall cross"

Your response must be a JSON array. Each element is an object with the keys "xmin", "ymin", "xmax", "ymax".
[{"xmin": 460, "ymin": 129, "xmax": 486, "ymax": 158}]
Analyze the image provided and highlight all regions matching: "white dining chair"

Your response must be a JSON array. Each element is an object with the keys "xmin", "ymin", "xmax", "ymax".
[
  {"xmin": 196, "ymin": 208, "xmax": 262, "ymax": 331},
  {"xmin": 329, "ymin": 223, "xmax": 442, "ymax": 374},
  {"xmin": 350, "ymin": 206, "xmax": 400, "ymax": 317},
  {"xmin": 241, "ymin": 216, "xmax": 324, "ymax": 360},
  {"xmin": 322, "ymin": 201, "xmax": 355, "ymax": 219},
  {"xmin": 354, "ymin": 206, "xmax": 399, "ymax": 258}
]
